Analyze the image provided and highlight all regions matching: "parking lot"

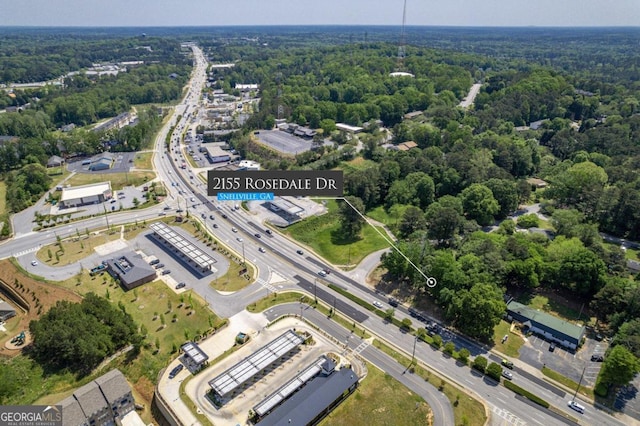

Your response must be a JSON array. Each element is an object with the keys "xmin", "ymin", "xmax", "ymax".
[
  {"xmin": 519, "ymin": 334, "xmax": 607, "ymax": 387},
  {"xmin": 66, "ymin": 152, "xmax": 136, "ymax": 174},
  {"xmin": 50, "ymin": 184, "xmax": 150, "ymax": 218},
  {"xmin": 255, "ymin": 130, "xmax": 314, "ymax": 155}
]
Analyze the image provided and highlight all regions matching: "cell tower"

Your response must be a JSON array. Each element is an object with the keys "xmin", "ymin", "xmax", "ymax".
[{"xmin": 390, "ymin": 0, "xmax": 414, "ymax": 77}]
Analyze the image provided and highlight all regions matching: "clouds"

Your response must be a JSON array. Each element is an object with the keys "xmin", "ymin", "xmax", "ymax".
[{"xmin": 1, "ymin": 0, "xmax": 639, "ymax": 27}]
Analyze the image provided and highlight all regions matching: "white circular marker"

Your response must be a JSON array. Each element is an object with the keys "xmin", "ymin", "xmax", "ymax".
[{"xmin": 426, "ymin": 277, "xmax": 437, "ymax": 288}]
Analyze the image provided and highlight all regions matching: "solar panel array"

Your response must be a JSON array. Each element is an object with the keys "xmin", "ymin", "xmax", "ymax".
[
  {"xmin": 149, "ymin": 222, "xmax": 216, "ymax": 270},
  {"xmin": 181, "ymin": 341, "xmax": 208, "ymax": 365},
  {"xmin": 253, "ymin": 356, "xmax": 327, "ymax": 417},
  {"xmin": 209, "ymin": 330, "xmax": 304, "ymax": 398}
]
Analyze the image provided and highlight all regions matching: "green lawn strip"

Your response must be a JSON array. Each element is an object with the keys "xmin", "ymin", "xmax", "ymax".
[
  {"xmin": 542, "ymin": 366, "xmax": 595, "ymax": 399},
  {"xmin": 133, "ymin": 152, "xmax": 153, "ymax": 169},
  {"xmin": 284, "ymin": 199, "xmax": 389, "ymax": 266},
  {"xmin": 492, "ymin": 320, "xmax": 524, "ymax": 358},
  {"xmin": 178, "ymin": 373, "xmax": 214, "ymax": 426},
  {"xmin": 503, "ymin": 380, "xmax": 550, "ymax": 408},
  {"xmin": 66, "ymin": 171, "xmax": 156, "ymax": 190},
  {"xmin": 372, "ymin": 339, "xmax": 486, "ymax": 426},
  {"xmin": 209, "ymin": 260, "xmax": 254, "ymax": 292},
  {"xmin": 320, "ymin": 361, "xmax": 432, "ymax": 426},
  {"xmin": 366, "ymin": 204, "xmax": 411, "ymax": 229},
  {"xmin": 0, "ymin": 180, "xmax": 7, "ymax": 215}
]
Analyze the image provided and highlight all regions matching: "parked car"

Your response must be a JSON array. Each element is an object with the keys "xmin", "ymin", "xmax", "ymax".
[
  {"xmin": 149, "ymin": 259, "xmax": 160, "ymax": 265},
  {"xmin": 591, "ymin": 354, "xmax": 604, "ymax": 362},
  {"xmin": 169, "ymin": 364, "xmax": 184, "ymax": 379},
  {"xmin": 175, "ymin": 282, "xmax": 186, "ymax": 289},
  {"xmin": 161, "ymin": 270, "xmax": 171, "ymax": 275},
  {"xmin": 501, "ymin": 370, "xmax": 513, "ymax": 380},
  {"xmin": 549, "ymin": 343, "xmax": 556, "ymax": 352},
  {"xmin": 154, "ymin": 263, "xmax": 165, "ymax": 269}
]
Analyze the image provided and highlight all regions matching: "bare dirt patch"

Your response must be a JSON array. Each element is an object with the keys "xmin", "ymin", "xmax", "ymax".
[{"xmin": 0, "ymin": 259, "xmax": 82, "ymax": 355}]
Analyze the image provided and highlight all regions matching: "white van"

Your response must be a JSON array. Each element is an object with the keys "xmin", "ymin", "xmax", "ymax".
[{"xmin": 568, "ymin": 400, "xmax": 585, "ymax": 413}]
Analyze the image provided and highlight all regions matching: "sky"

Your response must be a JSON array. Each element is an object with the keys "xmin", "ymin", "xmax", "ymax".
[{"xmin": 1, "ymin": 0, "xmax": 639, "ymax": 27}]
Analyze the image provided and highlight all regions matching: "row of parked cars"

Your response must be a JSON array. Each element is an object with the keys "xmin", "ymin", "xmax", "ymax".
[{"xmin": 150, "ymin": 258, "xmax": 185, "ymax": 289}]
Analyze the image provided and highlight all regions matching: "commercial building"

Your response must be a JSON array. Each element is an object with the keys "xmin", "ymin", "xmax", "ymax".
[
  {"xmin": 105, "ymin": 253, "xmax": 157, "ymax": 290},
  {"xmin": 148, "ymin": 222, "xmax": 217, "ymax": 276},
  {"xmin": 506, "ymin": 300, "xmax": 586, "ymax": 350},
  {"xmin": 238, "ymin": 160, "xmax": 261, "ymax": 171},
  {"xmin": 59, "ymin": 369, "xmax": 135, "ymax": 426},
  {"xmin": 59, "ymin": 182, "xmax": 113, "ymax": 208},
  {"xmin": 209, "ymin": 330, "xmax": 304, "ymax": 402},
  {"xmin": 267, "ymin": 197, "xmax": 305, "ymax": 224},
  {"xmin": 0, "ymin": 299, "xmax": 16, "ymax": 322},
  {"xmin": 335, "ymin": 123, "xmax": 363, "ymax": 134},
  {"xmin": 205, "ymin": 145, "xmax": 231, "ymax": 163},
  {"xmin": 256, "ymin": 365, "xmax": 359, "ymax": 426},
  {"xmin": 92, "ymin": 112, "xmax": 133, "ymax": 133},
  {"xmin": 47, "ymin": 155, "xmax": 65, "ymax": 168},
  {"xmin": 88, "ymin": 153, "xmax": 114, "ymax": 171}
]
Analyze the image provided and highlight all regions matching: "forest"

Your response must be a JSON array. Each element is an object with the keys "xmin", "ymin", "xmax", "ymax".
[{"xmin": 195, "ymin": 27, "xmax": 640, "ymax": 391}]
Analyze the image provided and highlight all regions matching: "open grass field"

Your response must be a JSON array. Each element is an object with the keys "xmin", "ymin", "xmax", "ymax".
[
  {"xmin": 366, "ymin": 204, "xmax": 411, "ymax": 229},
  {"xmin": 492, "ymin": 320, "xmax": 525, "ymax": 358},
  {"xmin": 210, "ymin": 260, "xmax": 254, "ymax": 292},
  {"xmin": 0, "ymin": 180, "xmax": 7, "ymax": 216},
  {"xmin": 521, "ymin": 294, "xmax": 589, "ymax": 323},
  {"xmin": 372, "ymin": 339, "xmax": 486, "ymax": 426},
  {"xmin": 133, "ymin": 152, "xmax": 154, "ymax": 170},
  {"xmin": 337, "ymin": 157, "xmax": 377, "ymax": 173},
  {"xmin": 321, "ymin": 362, "xmax": 433, "ymax": 426},
  {"xmin": 284, "ymin": 200, "xmax": 389, "ymax": 267},
  {"xmin": 66, "ymin": 171, "xmax": 155, "ymax": 190}
]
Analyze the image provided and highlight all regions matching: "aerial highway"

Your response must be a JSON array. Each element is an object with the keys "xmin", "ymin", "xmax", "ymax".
[{"xmin": 0, "ymin": 45, "xmax": 628, "ymax": 426}]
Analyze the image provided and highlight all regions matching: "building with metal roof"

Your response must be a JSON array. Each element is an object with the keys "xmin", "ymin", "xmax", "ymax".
[
  {"xmin": 205, "ymin": 145, "xmax": 231, "ymax": 163},
  {"xmin": 253, "ymin": 356, "xmax": 334, "ymax": 419},
  {"xmin": 59, "ymin": 369, "xmax": 134, "ymax": 426},
  {"xmin": 105, "ymin": 253, "xmax": 157, "ymax": 290},
  {"xmin": 336, "ymin": 123, "xmax": 363, "ymax": 134},
  {"xmin": 256, "ymin": 367, "xmax": 359, "ymax": 426},
  {"xmin": 209, "ymin": 330, "xmax": 304, "ymax": 401},
  {"xmin": 0, "ymin": 299, "xmax": 16, "ymax": 322},
  {"xmin": 59, "ymin": 182, "xmax": 112, "ymax": 208},
  {"xmin": 148, "ymin": 222, "xmax": 217, "ymax": 276},
  {"xmin": 506, "ymin": 300, "xmax": 585, "ymax": 350},
  {"xmin": 181, "ymin": 341, "xmax": 209, "ymax": 370}
]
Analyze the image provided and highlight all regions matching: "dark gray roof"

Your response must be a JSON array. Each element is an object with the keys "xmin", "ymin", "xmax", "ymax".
[
  {"xmin": 60, "ymin": 396, "xmax": 88, "ymax": 426},
  {"xmin": 94, "ymin": 369, "xmax": 131, "ymax": 405},
  {"xmin": 258, "ymin": 368, "xmax": 358, "ymax": 426},
  {"xmin": 106, "ymin": 253, "xmax": 156, "ymax": 287},
  {"xmin": 73, "ymin": 382, "xmax": 105, "ymax": 418}
]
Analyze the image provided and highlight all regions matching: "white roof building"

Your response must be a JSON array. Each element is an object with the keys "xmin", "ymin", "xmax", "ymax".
[
  {"xmin": 238, "ymin": 160, "xmax": 261, "ymax": 170},
  {"xmin": 59, "ymin": 182, "xmax": 112, "ymax": 208}
]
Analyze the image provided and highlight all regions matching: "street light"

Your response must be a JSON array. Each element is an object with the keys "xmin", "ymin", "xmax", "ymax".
[
  {"xmin": 314, "ymin": 277, "xmax": 317, "ymax": 304},
  {"xmin": 241, "ymin": 241, "xmax": 245, "ymax": 265}
]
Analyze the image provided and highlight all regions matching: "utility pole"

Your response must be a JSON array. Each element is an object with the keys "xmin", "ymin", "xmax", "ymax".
[
  {"xmin": 333, "ymin": 296, "xmax": 337, "ymax": 317},
  {"xmin": 314, "ymin": 278, "xmax": 317, "ymax": 304},
  {"xmin": 411, "ymin": 335, "xmax": 418, "ymax": 365},
  {"xmin": 103, "ymin": 205, "xmax": 110, "ymax": 231},
  {"xmin": 241, "ymin": 242, "xmax": 245, "ymax": 265}
]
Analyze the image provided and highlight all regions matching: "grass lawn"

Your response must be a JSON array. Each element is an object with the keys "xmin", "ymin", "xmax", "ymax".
[
  {"xmin": 366, "ymin": 204, "xmax": 411, "ymax": 228},
  {"xmin": 493, "ymin": 320, "xmax": 525, "ymax": 358},
  {"xmin": 542, "ymin": 366, "xmax": 595, "ymax": 399},
  {"xmin": 284, "ymin": 199, "xmax": 389, "ymax": 266},
  {"xmin": 55, "ymin": 272, "xmax": 225, "ymax": 418},
  {"xmin": 372, "ymin": 339, "xmax": 486, "ymax": 426},
  {"xmin": 133, "ymin": 152, "xmax": 154, "ymax": 170},
  {"xmin": 337, "ymin": 157, "xmax": 377, "ymax": 173},
  {"xmin": 321, "ymin": 362, "xmax": 432, "ymax": 426},
  {"xmin": 210, "ymin": 260, "xmax": 254, "ymax": 292},
  {"xmin": 524, "ymin": 295, "xmax": 587, "ymax": 323},
  {"xmin": 66, "ymin": 171, "xmax": 155, "ymax": 190},
  {"xmin": 0, "ymin": 180, "xmax": 6, "ymax": 215},
  {"xmin": 36, "ymin": 230, "xmax": 121, "ymax": 265}
]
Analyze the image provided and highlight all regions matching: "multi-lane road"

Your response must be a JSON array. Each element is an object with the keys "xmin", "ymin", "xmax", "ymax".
[{"xmin": 1, "ymin": 45, "xmax": 630, "ymax": 426}]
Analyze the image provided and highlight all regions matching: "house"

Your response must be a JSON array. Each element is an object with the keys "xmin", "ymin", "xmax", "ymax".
[
  {"xmin": 394, "ymin": 141, "xmax": 418, "ymax": 151},
  {"xmin": 526, "ymin": 178, "xmax": 548, "ymax": 189},
  {"xmin": 0, "ymin": 300, "xmax": 16, "ymax": 322},
  {"xmin": 404, "ymin": 111, "xmax": 423, "ymax": 120},
  {"xmin": 47, "ymin": 155, "xmax": 65, "ymax": 168},
  {"xmin": 59, "ymin": 369, "xmax": 135, "ymax": 426},
  {"xmin": 506, "ymin": 300, "xmax": 585, "ymax": 350}
]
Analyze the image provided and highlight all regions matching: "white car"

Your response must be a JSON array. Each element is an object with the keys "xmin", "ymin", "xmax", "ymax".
[
  {"xmin": 568, "ymin": 400, "xmax": 585, "ymax": 413},
  {"xmin": 31, "ymin": 260, "xmax": 38, "ymax": 266},
  {"xmin": 501, "ymin": 370, "xmax": 513, "ymax": 380},
  {"xmin": 236, "ymin": 237, "xmax": 243, "ymax": 242},
  {"xmin": 372, "ymin": 301, "xmax": 383, "ymax": 309},
  {"xmin": 232, "ymin": 227, "xmax": 238, "ymax": 233},
  {"xmin": 258, "ymin": 247, "xmax": 266, "ymax": 253}
]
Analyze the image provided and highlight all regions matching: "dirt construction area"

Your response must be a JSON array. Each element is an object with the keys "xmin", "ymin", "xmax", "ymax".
[{"xmin": 0, "ymin": 259, "xmax": 82, "ymax": 356}]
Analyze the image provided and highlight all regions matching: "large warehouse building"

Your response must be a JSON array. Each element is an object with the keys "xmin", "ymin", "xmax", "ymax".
[{"xmin": 59, "ymin": 182, "xmax": 113, "ymax": 208}]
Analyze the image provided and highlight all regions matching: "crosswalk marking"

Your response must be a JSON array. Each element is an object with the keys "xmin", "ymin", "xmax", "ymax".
[
  {"xmin": 256, "ymin": 278, "xmax": 277, "ymax": 293},
  {"xmin": 352, "ymin": 341, "xmax": 369, "ymax": 355},
  {"xmin": 13, "ymin": 246, "xmax": 40, "ymax": 257},
  {"xmin": 491, "ymin": 405, "xmax": 527, "ymax": 426}
]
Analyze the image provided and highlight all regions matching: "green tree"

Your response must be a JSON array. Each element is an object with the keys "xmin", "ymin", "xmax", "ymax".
[
  {"xmin": 338, "ymin": 196, "xmax": 365, "ymax": 240},
  {"xmin": 485, "ymin": 178, "xmax": 519, "ymax": 219},
  {"xmin": 473, "ymin": 355, "xmax": 488, "ymax": 373},
  {"xmin": 443, "ymin": 341, "xmax": 456, "ymax": 355},
  {"xmin": 447, "ymin": 283, "xmax": 506, "ymax": 341},
  {"xmin": 597, "ymin": 345, "xmax": 640, "ymax": 389},
  {"xmin": 460, "ymin": 183, "xmax": 500, "ymax": 226},
  {"xmin": 398, "ymin": 206, "xmax": 427, "ymax": 238},
  {"xmin": 486, "ymin": 362, "xmax": 503, "ymax": 381},
  {"xmin": 458, "ymin": 348, "xmax": 470, "ymax": 364}
]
